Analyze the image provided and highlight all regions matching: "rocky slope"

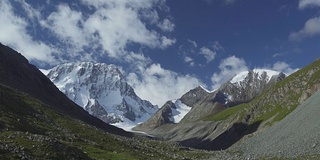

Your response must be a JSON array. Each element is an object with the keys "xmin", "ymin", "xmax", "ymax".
[
  {"xmin": 45, "ymin": 62, "xmax": 158, "ymax": 129},
  {"xmin": 201, "ymin": 58, "xmax": 320, "ymax": 153},
  {"xmin": 231, "ymin": 89, "xmax": 320, "ymax": 159}
]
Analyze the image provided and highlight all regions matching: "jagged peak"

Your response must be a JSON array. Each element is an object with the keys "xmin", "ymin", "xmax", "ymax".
[
  {"xmin": 46, "ymin": 61, "xmax": 157, "ymax": 130},
  {"xmin": 230, "ymin": 69, "xmax": 280, "ymax": 84},
  {"xmin": 47, "ymin": 62, "xmax": 125, "ymax": 82}
]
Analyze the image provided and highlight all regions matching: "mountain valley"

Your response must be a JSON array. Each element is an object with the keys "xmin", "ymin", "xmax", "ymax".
[{"xmin": 1, "ymin": 43, "xmax": 320, "ymax": 159}]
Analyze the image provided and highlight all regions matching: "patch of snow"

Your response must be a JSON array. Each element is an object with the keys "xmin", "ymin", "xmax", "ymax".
[
  {"xmin": 253, "ymin": 69, "xmax": 279, "ymax": 82},
  {"xmin": 230, "ymin": 71, "xmax": 249, "ymax": 84},
  {"xmin": 113, "ymin": 112, "xmax": 153, "ymax": 131},
  {"xmin": 230, "ymin": 69, "xmax": 280, "ymax": 84},
  {"xmin": 39, "ymin": 69, "xmax": 50, "ymax": 75},
  {"xmin": 170, "ymin": 99, "xmax": 192, "ymax": 123},
  {"xmin": 223, "ymin": 92, "xmax": 233, "ymax": 104},
  {"xmin": 199, "ymin": 85, "xmax": 216, "ymax": 93}
]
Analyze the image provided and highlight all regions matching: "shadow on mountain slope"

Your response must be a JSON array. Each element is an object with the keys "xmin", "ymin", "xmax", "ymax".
[
  {"xmin": 0, "ymin": 42, "xmax": 132, "ymax": 137},
  {"xmin": 179, "ymin": 121, "xmax": 261, "ymax": 150}
]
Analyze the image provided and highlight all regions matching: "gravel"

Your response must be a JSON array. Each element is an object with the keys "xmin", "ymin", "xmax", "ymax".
[{"xmin": 231, "ymin": 90, "xmax": 320, "ymax": 159}]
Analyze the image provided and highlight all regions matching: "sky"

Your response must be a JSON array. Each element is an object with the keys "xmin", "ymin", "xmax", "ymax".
[{"xmin": 1, "ymin": 0, "xmax": 320, "ymax": 107}]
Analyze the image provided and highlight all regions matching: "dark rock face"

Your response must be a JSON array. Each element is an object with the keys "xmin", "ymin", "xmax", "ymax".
[
  {"xmin": 180, "ymin": 91, "xmax": 226, "ymax": 123},
  {"xmin": 134, "ymin": 101, "xmax": 174, "ymax": 131},
  {"xmin": 0, "ymin": 43, "xmax": 131, "ymax": 137},
  {"xmin": 179, "ymin": 86, "xmax": 210, "ymax": 107}
]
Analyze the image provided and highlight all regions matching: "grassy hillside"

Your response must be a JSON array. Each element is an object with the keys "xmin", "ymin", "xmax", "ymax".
[{"xmin": 0, "ymin": 84, "xmax": 213, "ymax": 159}]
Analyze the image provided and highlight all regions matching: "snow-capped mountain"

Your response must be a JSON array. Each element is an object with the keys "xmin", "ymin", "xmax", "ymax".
[
  {"xmin": 220, "ymin": 69, "xmax": 286, "ymax": 106},
  {"xmin": 44, "ymin": 62, "xmax": 158, "ymax": 130}
]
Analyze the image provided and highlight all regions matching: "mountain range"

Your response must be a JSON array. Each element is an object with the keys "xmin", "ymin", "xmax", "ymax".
[{"xmin": 1, "ymin": 42, "xmax": 320, "ymax": 159}]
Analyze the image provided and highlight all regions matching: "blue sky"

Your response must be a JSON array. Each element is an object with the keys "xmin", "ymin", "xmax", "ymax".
[{"xmin": 1, "ymin": 0, "xmax": 320, "ymax": 106}]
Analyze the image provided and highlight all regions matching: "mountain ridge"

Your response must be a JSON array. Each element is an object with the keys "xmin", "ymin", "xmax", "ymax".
[{"xmin": 133, "ymin": 68, "xmax": 287, "ymax": 150}]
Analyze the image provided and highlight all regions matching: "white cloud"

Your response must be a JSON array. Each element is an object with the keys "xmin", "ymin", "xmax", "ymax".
[
  {"xmin": 44, "ymin": 4, "xmax": 87, "ymax": 53},
  {"xmin": 158, "ymin": 19, "xmax": 175, "ymax": 32},
  {"xmin": 299, "ymin": 0, "xmax": 320, "ymax": 9},
  {"xmin": 199, "ymin": 41, "xmax": 223, "ymax": 63},
  {"xmin": 0, "ymin": 0, "xmax": 58, "ymax": 65},
  {"xmin": 127, "ymin": 64, "xmax": 204, "ymax": 106},
  {"xmin": 184, "ymin": 56, "xmax": 195, "ymax": 66},
  {"xmin": 289, "ymin": 16, "xmax": 320, "ymax": 41},
  {"xmin": 184, "ymin": 56, "xmax": 194, "ymax": 63},
  {"xmin": 272, "ymin": 61, "xmax": 299, "ymax": 75},
  {"xmin": 1, "ymin": 0, "xmax": 175, "ymax": 66},
  {"xmin": 19, "ymin": 0, "xmax": 42, "ymax": 20},
  {"xmin": 187, "ymin": 39, "xmax": 198, "ymax": 48},
  {"xmin": 161, "ymin": 36, "xmax": 176, "ymax": 48},
  {"xmin": 199, "ymin": 47, "xmax": 216, "ymax": 63},
  {"xmin": 211, "ymin": 55, "xmax": 248, "ymax": 89},
  {"xmin": 180, "ymin": 40, "xmax": 223, "ymax": 66}
]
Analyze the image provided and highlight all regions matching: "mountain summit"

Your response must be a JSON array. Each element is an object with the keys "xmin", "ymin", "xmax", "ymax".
[
  {"xmin": 220, "ymin": 69, "xmax": 286, "ymax": 106},
  {"xmin": 45, "ymin": 62, "xmax": 158, "ymax": 130}
]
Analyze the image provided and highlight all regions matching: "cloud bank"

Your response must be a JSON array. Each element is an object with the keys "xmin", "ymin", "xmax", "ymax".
[
  {"xmin": 211, "ymin": 56, "xmax": 248, "ymax": 89},
  {"xmin": 0, "ymin": 0, "xmax": 58, "ymax": 64},
  {"xmin": 179, "ymin": 40, "xmax": 224, "ymax": 66},
  {"xmin": 290, "ymin": 0, "xmax": 320, "ymax": 41},
  {"xmin": 0, "ymin": 0, "xmax": 175, "ymax": 65},
  {"xmin": 289, "ymin": 17, "xmax": 320, "ymax": 41},
  {"xmin": 127, "ymin": 64, "xmax": 204, "ymax": 106},
  {"xmin": 299, "ymin": 0, "xmax": 320, "ymax": 9}
]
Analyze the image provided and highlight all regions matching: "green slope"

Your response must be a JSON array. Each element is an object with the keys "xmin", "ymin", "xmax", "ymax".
[
  {"xmin": 205, "ymin": 59, "xmax": 320, "ymax": 127},
  {"xmin": 0, "ymin": 84, "xmax": 212, "ymax": 160}
]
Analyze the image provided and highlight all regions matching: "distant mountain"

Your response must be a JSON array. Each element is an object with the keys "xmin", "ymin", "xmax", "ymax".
[
  {"xmin": 135, "ymin": 69, "xmax": 285, "ymax": 131},
  {"xmin": 44, "ymin": 62, "xmax": 158, "ymax": 130},
  {"xmin": 133, "ymin": 68, "xmax": 288, "ymax": 150},
  {"xmin": 220, "ymin": 69, "xmax": 285, "ymax": 106}
]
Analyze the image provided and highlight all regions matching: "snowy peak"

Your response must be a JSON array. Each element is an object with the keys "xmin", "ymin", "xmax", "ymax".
[
  {"xmin": 230, "ymin": 69, "xmax": 280, "ymax": 84},
  {"xmin": 220, "ymin": 69, "xmax": 286, "ymax": 106},
  {"xmin": 46, "ymin": 62, "xmax": 158, "ymax": 130}
]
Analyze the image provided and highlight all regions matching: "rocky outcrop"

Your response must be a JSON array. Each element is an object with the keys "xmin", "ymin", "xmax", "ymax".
[
  {"xmin": 180, "ymin": 91, "xmax": 226, "ymax": 123},
  {"xmin": 134, "ymin": 101, "xmax": 174, "ymax": 131},
  {"xmin": 179, "ymin": 86, "xmax": 210, "ymax": 107}
]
